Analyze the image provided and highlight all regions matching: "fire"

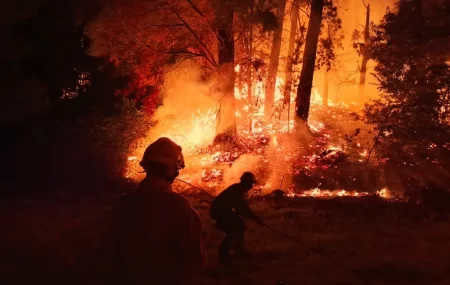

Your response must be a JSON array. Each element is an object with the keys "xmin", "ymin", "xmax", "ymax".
[
  {"xmin": 124, "ymin": 65, "xmax": 394, "ymax": 201},
  {"xmin": 309, "ymin": 121, "xmax": 325, "ymax": 132},
  {"xmin": 158, "ymin": 108, "xmax": 216, "ymax": 150},
  {"xmin": 377, "ymin": 187, "xmax": 391, "ymax": 199},
  {"xmin": 201, "ymin": 168, "xmax": 223, "ymax": 182},
  {"xmin": 297, "ymin": 188, "xmax": 369, "ymax": 198}
]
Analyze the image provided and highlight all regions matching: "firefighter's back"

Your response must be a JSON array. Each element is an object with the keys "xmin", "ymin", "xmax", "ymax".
[
  {"xmin": 113, "ymin": 185, "xmax": 193, "ymax": 284},
  {"xmin": 210, "ymin": 183, "xmax": 244, "ymax": 218}
]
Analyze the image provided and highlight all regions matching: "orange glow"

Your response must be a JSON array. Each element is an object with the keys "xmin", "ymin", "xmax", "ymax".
[
  {"xmin": 297, "ymin": 188, "xmax": 369, "ymax": 198},
  {"xmin": 377, "ymin": 187, "xmax": 392, "ymax": 199},
  {"xmin": 123, "ymin": 60, "xmax": 389, "ymax": 199},
  {"xmin": 116, "ymin": 0, "xmax": 403, "ymax": 198}
]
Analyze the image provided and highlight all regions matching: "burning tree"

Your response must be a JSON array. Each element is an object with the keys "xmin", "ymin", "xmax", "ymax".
[
  {"xmin": 212, "ymin": 0, "xmax": 275, "ymax": 141},
  {"xmin": 86, "ymin": 0, "xmax": 217, "ymax": 101},
  {"xmin": 86, "ymin": 0, "xmax": 345, "ymax": 142},
  {"xmin": 86, "ymin": 0, "xmax": 283, "ymax": 142},
  {"xmin": 365, "ymin": 0, "xmax": 450, "ymax": 193}
]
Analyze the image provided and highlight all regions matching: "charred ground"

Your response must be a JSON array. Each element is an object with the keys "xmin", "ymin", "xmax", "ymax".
[{"xmin": 1, "ymin": 186, "xmax": 450, "ymax": 285}]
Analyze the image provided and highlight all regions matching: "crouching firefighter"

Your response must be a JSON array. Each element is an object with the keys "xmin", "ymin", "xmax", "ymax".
[
  {"xmin": 111, "ymin": 137, "xmax": 207, "ymax": 285},
  {"xmin": 210, "ymin": 172, "xmax": 264, "ymax": 265}
]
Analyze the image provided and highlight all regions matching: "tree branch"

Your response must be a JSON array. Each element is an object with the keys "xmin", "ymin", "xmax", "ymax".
[
  {"xmin": 334, "ymin": 0, "xmax": 348, "ymax": 11},
  {"xmin": 185, "ymin": 0, "xmax": 204, "ymax": 17},
  {"xmin": 366, "ymin": 105, "xmax": 397, "ymax": 163},
  {"xmin": 169, "ymin": 7, "xmax": 218, "ymax": 67},
  {"xmin": 362, "ymin": 0, "xmax": 368, "ymax": 9},
  {"xmin": 135, "ymin": 35, "xmax": 206, "ymax": 58}
]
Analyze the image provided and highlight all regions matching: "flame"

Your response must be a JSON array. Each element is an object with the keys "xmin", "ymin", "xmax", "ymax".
[
  {"xmin": 327, "ymin": 145, "xmax": 343, "ymax": 152},
  {"xmin": 296, "ymin": 188, "xmax": 369, "ymax": 198},
  {"xmin": 157, "ymin": 108, "xmax": 216, "ymax": 150},
  {"xmin": 274, "ymin": 77, "xmax": 285, "ymax": 102},
  {"xmin": 309, "ymin": 121, "xmax": 325, "ymax": 132},
  {"xmin": 377, "ymin": 187, "xmax": 391, "ymax": 199},
  {"xmin": 124, "ymin": 69, "xmax": 393, "ymax": 201}
]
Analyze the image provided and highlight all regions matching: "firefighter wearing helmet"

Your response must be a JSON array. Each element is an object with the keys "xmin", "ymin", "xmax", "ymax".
[
  {"xmin": 112, "ymin": 137, "xmax": 206, "ymax": 284},
  {"xmin": 210, "ymin": 171, "xmax": 264, "ymax": 266}
]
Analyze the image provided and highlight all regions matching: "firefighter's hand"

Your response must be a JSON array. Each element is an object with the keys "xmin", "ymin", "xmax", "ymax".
[{"xmin": 254, "ymin": 216, "xmax": 264, "ymax": 226}]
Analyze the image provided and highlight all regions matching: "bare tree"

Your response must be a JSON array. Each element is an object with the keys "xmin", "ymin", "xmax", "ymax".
[{"xmin": 358, "ymin": 1, "xmax": 370, "ymax": 100}]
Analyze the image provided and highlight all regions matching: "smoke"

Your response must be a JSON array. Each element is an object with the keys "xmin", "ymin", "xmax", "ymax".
[
  {"xmin": 305, "ymin": 0, "xmax": 398, "ymax": 105},
  {"xmin": 221, "ymin": 133, "xmax": 303, "ymax": 195},
  {"xmin": 125, "ymin": 60, "xmax": 220, "ymax": 180},
  {"xmin": 143, "ymin": 60, "xmax": 218, "ymax": 152},
  {"xmin": 222, "ymin": 153, "xmax": 262, "ymax": 187}
]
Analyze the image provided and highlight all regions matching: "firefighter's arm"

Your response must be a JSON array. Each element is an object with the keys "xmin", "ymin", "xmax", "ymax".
[
  {"xmin": 235, "ymin": 198, "xmax": 256, "ymax": 219},
  {"xmin": 235, "ymin": 198, "xmax": 264, "ymax": 224}
]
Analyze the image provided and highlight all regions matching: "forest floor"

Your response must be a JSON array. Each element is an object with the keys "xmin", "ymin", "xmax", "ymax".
[{"xmin": 1, "ymin": 188, "xmax": 449, "ymax": 285}]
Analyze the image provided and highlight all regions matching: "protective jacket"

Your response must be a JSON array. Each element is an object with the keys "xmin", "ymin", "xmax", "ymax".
[
  {"xmin": 112, "ymin": 176, "xmax": 206, "ymax": 285},
  {"xmin": 210, "ymin": 183, "xmax": 256, "ymax": 220}
]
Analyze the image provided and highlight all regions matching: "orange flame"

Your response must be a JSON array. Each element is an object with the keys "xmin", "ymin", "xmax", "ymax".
[{"xmin": 124, "ymin": 71, "xmax": 392, "ymax": 201}]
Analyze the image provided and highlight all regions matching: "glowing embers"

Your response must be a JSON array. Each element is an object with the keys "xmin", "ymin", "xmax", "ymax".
[
  {"xmin": 376, "ymin": 187, "xmax": 396, "ymax": 199},
  {"xmin": 125, "ymin": 156, "xmax": 140, "ymax": 179},
  {"xmin": 201, "ymin": 168, "xmax": 224, "ymax": 182},
  {"xmin": 296, "ymin": 188, "xmax": 369, "ymax": 198},
  {"xmin": 359, "ymin": 149, "xmax": 369, "ymax": 157},
  {"xmin": 211, "ymin": 151, "xmax": 240, "ymax": 164},
  {"xmin": 309, "ymin": 121, "xmax": 325, "ymax": 132},
  {"xmin": 61, "ymin": 72, "xmax": 91, "ymax": 100},
  {"xmin": 308, "ymin": 146, "xmax": 345, "ymax": 170}
]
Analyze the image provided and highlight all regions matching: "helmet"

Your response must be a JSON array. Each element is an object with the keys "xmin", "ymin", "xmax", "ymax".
[
  {"xmin": 240, "ymin": 172, "xmax": 257, "ymax": 184},
  {"xmin": 140, "ymin": 137, "xmax": 185, "ymax": 170}
]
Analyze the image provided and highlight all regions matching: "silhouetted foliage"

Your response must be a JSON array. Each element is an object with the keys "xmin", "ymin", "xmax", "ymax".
[{"xmin": 365, "ymin": 0, "xmax": 450, "ymax": 187}]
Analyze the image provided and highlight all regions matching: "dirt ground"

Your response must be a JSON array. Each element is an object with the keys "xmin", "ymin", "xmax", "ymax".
[{"xmin": 1, "ymin": 191, "xmax": 449, "ymax": 285}]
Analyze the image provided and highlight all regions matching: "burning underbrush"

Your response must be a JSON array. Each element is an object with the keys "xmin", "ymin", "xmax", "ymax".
[{"xmin": 125, "ymin": 62, "xmax": 398, "ymax": 200}]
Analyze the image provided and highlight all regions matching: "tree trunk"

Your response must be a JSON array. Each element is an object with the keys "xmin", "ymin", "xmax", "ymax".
[
  {"xmin": 264, "ymin": 0, "xmax": 287, "ymax": 120},
  {"xmin": 323, "ymin": 70, "xmax": 329, "ymax": 107},
  {"xmin": 248, "ymin": 22, "xmax": 254, "ymax": 133},
  {"xmin": 283, "ymin": 0, "xmax": 300, "ymax": 107},
  {"xmin": 214, "ymin": 10, "xmax": 236, "ymax": 142},
  {"xmin": 295, "ymin": 0, "xmax": 324, "ymax": 122},
  {"xmin": 358, "ymin": 4, "xmax": 370, "ymax": 100}
]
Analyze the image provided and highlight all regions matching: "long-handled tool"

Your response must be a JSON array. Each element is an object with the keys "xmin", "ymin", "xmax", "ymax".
[
  {"xmin": 175, "ymin": 178, "xmax": 214, "ymax": 199},
  {"xmin": 175, "ymin": 178, "xmax": 381, "ymax": 285}
]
